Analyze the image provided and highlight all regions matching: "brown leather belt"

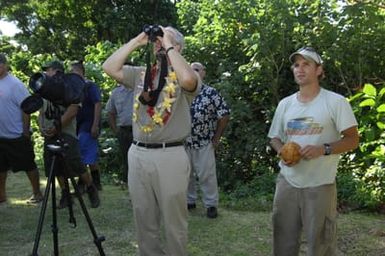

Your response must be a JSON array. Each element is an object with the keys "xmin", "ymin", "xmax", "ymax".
[{"xmin": 119, "ymin": 125, "xmax": 132, "ymax": 130}]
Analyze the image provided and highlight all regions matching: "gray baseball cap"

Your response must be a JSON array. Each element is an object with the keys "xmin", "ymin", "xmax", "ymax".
[{"xmin": 289, "ymin": 47, "xmax": 323, "ymax": 64}]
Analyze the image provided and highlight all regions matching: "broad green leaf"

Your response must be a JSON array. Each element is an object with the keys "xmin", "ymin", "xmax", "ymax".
[
  {"xmin": 379, "ymin": 87, "xmax": 385, "ymax": 98},
  {"xmin": 376, "ymin": 122, "xmax": 385, "ymax": 130},
  {"xmin": 359, "ymin": 99, "xmax": 376, "ymax": 107},
  {"xmin": 376, "ymin": 104, "xmax": 385, "ymax": 113},
  {"xmin": 371, "ymin": 145, "xmax": 385, "ymax": 157},
  {"xmin": 362, "ymin": 83, "xmax": 377, "ymax": 97}
]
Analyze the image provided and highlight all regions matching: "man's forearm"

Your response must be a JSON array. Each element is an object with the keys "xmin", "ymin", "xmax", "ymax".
[
  {"xmin": 328, "ymin": 126, "xmax": 359, "ymax": 155},
  {"xmin": 270, "ymin": 137, "xmax": 284, "ymax": 154},
  {"xmin": 168, "ymin": 51, "xmax": 198, "ymax": 91},
  {"xmin": 61, "ymin": 104, "xmax": 78, "ymax": 128},
  {"xmin": 22, "ymin": 113, "xmax": 30, "ymax": 136},
  {"xmin": 108, "ymin": 113, "xmax": 118, "ymax": 134},
  {"xmin": 213, "ymin": 115, "xmax": 229, "ymax": 142},
  {"xmin": 92, "ymin": 102, "xmax": 102, "ymax": 128}
]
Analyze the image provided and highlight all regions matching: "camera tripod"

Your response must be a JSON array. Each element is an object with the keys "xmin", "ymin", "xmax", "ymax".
[{"xmin": 31, "ymin": 138, "xmax": 105, "ymax": 256}]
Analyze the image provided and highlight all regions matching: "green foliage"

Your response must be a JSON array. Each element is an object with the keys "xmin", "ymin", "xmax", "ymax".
[
  {"xmin": 336, "ymin": 169, "xmax": 360, "ymax": 210},
  {"xmin": 339, "ymin": 83, "xmax": 385, "ymax": 210},
  {"xmin": 220, "ymin": 169, "xmax": 276, "ymax": 211},
  {"xmin": 1, "ymin": 0, "xmax": 178, "ymax": 59},
  {"xmin": 0, "ymin": 36, "xmax": 18, "ymax": 55},
  {"xmin": 356, "ymin": 164, "xmax": 385, "ymax": 210},
  {"xmin": 98, "ymin": 128, "xmax": 122, "ymax": 183},
  {"xmin": 350, "ymin": 83, "xmax": 385, "ymax": 166}
]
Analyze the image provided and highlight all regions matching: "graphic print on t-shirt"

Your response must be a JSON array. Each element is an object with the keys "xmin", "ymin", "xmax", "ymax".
[{"xmin": 286, "ymin": 117, "xmax": 323, "ymax": 136}]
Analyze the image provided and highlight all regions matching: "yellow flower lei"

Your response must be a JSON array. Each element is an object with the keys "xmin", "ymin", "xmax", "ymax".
[{"xmin": 133, "ymin": 71, "xmax": 177, "ymax": 133}]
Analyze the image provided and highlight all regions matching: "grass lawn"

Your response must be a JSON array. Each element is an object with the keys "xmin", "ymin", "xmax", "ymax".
[{"xmin": 1, "ymin": 172, "xmax": 385, "ymax": 255}]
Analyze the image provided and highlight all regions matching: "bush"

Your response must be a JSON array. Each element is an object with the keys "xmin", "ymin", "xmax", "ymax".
[
  {"xmin": 220, "ymin": 169, "xmax": 277, "ymax": 211},
  {"xmin": 339, "ymin": 83, "xmax": 385, "ymax": 211}
]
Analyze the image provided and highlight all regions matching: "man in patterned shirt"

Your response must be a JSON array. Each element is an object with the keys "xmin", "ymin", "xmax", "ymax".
[{"xmin": 186, "ymin": 62, "xmax": 230, "ymax": 218}]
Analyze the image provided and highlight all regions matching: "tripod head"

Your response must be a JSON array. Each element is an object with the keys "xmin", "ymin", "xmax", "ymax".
[
  {"xmin": 46, "ymin": 138, "xmax": 69, "ymax": 154},
  {"xmin": 42, "ymin": 105, "xmax": 70, "ymax": 156}
]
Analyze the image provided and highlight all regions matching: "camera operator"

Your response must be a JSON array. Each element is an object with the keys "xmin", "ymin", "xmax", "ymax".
[
  {"xmin": 38, "ymin": 60, "xmax": 100, "ymax": 209},
  {"xmin": 0, "ymin": 53, "xmax": 43, "ymax": 205},
  {"xmin": 103, "ymin": 25, "xmax": 201, "ymax": 256}
]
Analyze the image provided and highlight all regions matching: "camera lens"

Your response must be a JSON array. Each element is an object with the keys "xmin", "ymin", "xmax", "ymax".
[{"xmin": 29, "ymin": 73, "xmax": 46, "ymax": 93}]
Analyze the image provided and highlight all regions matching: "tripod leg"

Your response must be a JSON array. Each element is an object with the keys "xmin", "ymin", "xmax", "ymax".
[
  {"xmin": 69, "ymin": 177, "xmax": 106, "ymax": 256},
  {"xmin": 62, "ymin": 178, "xmax": 77, "ymax": 227},
  {"xmin": 31, "ymin": 155, "xmax": 57, "ymax": 256},
  {"xmin": 51, "ymin": 173, "xmax": 59, "ymax": 256}
]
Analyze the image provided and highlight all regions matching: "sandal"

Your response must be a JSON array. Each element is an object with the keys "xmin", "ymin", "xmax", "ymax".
[{"xmin": 26, "ymin": 193, "xmax": 43, "ymax": 204}]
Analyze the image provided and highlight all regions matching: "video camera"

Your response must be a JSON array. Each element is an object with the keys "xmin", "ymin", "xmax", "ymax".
[
  {"xmin": 21, "ymin": 71, "xmax": 86, "ymax": 114},
  {"xmin": 143, "ymin": 24, "xmax": 163, "ymax": 42}
]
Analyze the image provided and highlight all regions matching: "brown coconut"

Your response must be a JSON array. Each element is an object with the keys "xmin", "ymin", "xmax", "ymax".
[{"xmin": 280, "ymin": 141, "xmax": 301, "ymax": 163}]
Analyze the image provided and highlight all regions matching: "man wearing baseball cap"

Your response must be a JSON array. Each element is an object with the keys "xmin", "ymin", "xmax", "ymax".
[
  {"xmin": 268, "ymin": 47, "xmax": 359, "ymax": 255},
  {"xmin": 42, "ymin": 60, "xmax": 65, "ymax": 73},
  {"xmin": 38, "ymin": 59, "xmax": 100, "ymax": 209},
  {"xmin": 0, "ymin": 53, "xmax": 43, "ymax": 204}
]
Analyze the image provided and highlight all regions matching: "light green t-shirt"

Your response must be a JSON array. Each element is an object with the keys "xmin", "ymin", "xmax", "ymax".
[
  {"xmin": 268, "ymin": 88, "xmax": 358, "ymax": 188},
  {"xmin": 39, "ymin": 100, "xmax": 78, "ymax": 138}
]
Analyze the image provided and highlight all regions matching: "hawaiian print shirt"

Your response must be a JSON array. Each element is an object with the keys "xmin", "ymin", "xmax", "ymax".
[{"xmin": 186, "ymin": 84, "xmax": 230, "ymax": 149}]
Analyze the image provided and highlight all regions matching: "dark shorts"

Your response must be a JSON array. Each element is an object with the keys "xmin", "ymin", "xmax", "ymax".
[
  {"xmin": 117, "ymin": 126, "xmax": 133, "ymax": 180},
  {"xmin": 0, "ymin": 135, "xmax": 37, "ymax": 173},
  {"xmin": 43, "ymin": 133, "xmax": 86, "ymax": 178}
]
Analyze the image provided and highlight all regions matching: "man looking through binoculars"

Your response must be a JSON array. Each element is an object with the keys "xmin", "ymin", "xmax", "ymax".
[{"xmin": 103, "ymin": 25, "xmax": 201, "ymax": 256}]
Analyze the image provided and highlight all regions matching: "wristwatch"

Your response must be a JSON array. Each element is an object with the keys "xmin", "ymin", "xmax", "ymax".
[{"xmin": 324, "ymin": 143, "xmax": 332, "ymax": 155}]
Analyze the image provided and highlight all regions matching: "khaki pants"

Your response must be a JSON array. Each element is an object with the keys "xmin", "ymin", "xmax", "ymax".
[
  {"xmin": 128, "ymin": 144, "xmax": 190, "ymax": 256},
  {"xmin": 273, "ymin": 174, "xmax": 337, "ymax": 256},
  {"xmin": 186, "ymin": 143, "xmax": 219, "ymax": 208}
]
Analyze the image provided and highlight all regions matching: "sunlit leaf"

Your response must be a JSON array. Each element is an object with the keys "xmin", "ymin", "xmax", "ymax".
[
  {"xmin": 359, "ymin": 99, "xmax": 376, "ymax": 107},
  {"xmin": 376, "ymin": 122, "xmax": 385, "ymax": 130},
  {"xmin": 379, "ymin": 87, "xmax": 385, "ymax": 98},
  {"xmin": 362, "ymin": 83, "xmax": 377, "ymax": 97},
  {"xmin": 376, "ymin": 104, "xmax": 385, "ymax": 113}
]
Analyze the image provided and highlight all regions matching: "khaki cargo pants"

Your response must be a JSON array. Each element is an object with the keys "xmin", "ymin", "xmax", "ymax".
[{"xmin": 272, "ymin": 174, "xmax": 337, "ymax": 256}]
